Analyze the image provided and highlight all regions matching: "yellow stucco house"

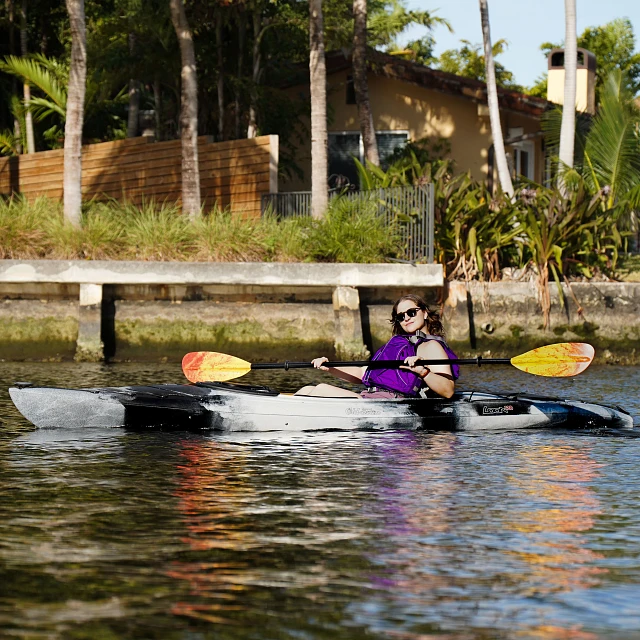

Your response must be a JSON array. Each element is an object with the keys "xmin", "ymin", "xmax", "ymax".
[{"xmin": 281, "ymin": 49, "xmax": 552, "ymax": 192}]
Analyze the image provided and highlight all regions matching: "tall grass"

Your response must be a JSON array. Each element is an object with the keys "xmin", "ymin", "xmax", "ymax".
[{"xmin": 0, "ymin": 196, "xmax": 403, "ymax": 263}]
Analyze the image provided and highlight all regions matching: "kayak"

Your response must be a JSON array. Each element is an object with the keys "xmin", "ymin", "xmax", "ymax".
[{"xmin": 8, "ymin": 381, "xmax": 634, "ymax": 431}]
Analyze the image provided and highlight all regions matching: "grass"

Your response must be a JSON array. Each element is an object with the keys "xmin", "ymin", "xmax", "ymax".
[{"xmin": 0, "ymin": 195, "xmax": 403, "ymax": 263}]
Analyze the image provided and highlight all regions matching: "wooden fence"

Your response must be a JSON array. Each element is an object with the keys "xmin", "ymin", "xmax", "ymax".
[{"xmin": 0, "ymin": 134, "xmax": 278, "ymax": 217}]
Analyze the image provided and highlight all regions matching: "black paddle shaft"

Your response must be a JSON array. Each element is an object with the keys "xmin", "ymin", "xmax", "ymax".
[{"xmin": 251, "ymin": 357, "xmax": 510, "ymax": 371}]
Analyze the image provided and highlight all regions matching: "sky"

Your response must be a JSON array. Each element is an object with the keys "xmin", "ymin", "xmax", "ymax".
[{"xmin": 400, "ymin": 0, "xmax": 640, "ymax": 89}]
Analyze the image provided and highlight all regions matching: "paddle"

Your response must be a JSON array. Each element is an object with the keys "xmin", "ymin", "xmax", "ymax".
[{"xmin": 182, "ymin": 342, "xmax": 595, "ymax": 383}]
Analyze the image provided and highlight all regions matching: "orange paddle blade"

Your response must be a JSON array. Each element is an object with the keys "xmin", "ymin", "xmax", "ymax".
[
  {"xmin": 182, "ymin": 351, "xmax": 251, "ymax": 383},
  {"xmin": 510, "ymin": 342, "xmax": 594, "ymax": 377}
]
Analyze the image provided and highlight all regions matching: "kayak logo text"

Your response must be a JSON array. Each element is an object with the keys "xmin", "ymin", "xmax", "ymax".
[{"xmin": 482, "ymin": 405, "xmax": 514, "ymax": 415}]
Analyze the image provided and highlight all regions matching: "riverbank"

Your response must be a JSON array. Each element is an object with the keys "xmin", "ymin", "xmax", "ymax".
[{"xmin": 0, "ymin": 260, "xmax": 638, "ymax": 363}]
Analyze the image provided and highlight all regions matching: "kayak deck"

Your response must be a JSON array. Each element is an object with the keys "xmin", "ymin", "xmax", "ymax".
[{"xmin": 8, "ymin": 381, "xmax": 634, "ymax": 432}]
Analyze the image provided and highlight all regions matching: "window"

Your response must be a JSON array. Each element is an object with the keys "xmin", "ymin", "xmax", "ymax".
[
  {"xmin": 327, "ymin": 131, "xmax": 409, "ymax": 189},
  {"xmin": 512, "ymin": 141, "xmax": 535, "ymax": 180}
]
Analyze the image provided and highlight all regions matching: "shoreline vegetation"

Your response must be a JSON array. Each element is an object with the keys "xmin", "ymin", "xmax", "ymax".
[
  {"xmin": 0, "ymin": 194, "xmax": 401, "ymax": 264},
  {"xmin": 2, "ymin": 189, "xmax": 638, "ymax": 282}
]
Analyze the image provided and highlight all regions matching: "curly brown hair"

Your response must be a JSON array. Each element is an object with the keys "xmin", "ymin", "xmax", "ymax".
[{"xmin": 389, "ymin": 294, "xmax": 445, "ymax": 337}]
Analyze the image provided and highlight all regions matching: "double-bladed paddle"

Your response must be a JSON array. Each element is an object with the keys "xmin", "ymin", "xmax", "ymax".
[{"xmin": 182, "ymin": 342, "xmax": 595, "ymax": 383}]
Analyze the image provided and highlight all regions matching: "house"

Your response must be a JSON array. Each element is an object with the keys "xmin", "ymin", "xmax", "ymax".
[{"xmin": 281, "ymin": 49, "xmax": 553, "ymax": 192}]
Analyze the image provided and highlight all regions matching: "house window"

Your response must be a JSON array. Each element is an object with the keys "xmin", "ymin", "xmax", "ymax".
[
  {"xmin": 512, "ymin": 141, "xmax": 535, "ymax": 180},
  {"xmin": 328, "ymin": 131, "xmax": 409, "ymax": 189},
  {"xmin": 376, "ymin": 132, "xmax": 409, "ymax": 169}
]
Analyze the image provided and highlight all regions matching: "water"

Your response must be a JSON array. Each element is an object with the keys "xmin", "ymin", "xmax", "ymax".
[{"xmin": 1, "ymin": 363, "xmax": 640, "ymax": 639}]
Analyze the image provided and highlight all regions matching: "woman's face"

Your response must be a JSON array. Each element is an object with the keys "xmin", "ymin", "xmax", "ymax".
[{"xmin": 395, "ymin": 299, "xmax": 428, "ymax": 333}]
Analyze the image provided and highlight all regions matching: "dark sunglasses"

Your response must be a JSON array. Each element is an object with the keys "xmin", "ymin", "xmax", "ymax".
[{"xmin": 393, "ymin": 307, "xmax": 422, "ymax": 323}]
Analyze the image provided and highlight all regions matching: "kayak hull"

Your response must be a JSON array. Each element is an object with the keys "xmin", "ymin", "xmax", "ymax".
[{"xmin": 8, "ymin": 381, "xmax": 634, "ymax": 432}]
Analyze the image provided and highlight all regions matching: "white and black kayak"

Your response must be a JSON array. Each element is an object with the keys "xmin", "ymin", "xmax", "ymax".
[{"xmin": 8, "ymin": 381, "xmax": 634, "ymax": 432}]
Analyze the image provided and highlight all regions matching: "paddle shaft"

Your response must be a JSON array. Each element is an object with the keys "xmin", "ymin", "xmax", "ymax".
[{"xmin": 251, "ymin": 357, "xmax": 510, "ymax": 371}]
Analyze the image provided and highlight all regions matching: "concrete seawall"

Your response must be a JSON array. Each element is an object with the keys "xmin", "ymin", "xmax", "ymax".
[{"xmin": 0, "ymin": 260, "xmax": 638, "ymax": 363}]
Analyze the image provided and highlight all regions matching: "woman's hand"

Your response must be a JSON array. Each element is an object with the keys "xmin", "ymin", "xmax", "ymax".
[
  {"xmin": 311, "ymin": 356, "xmax": 330, "ymax": 371},
  {"xmin": 401, "ymin": 355, "xmax": 430, "ymax": 378}
]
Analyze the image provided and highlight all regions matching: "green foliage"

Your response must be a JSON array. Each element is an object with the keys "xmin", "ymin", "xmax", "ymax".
[
  {"xmin": 0, "ymin": 196, "xmax": 405, "ymax": 263},
  {"xmin": 0, "ymin": 54, "xmax": 67, "ymax": 120},
  {"xmin": 435, "ymin": 39, "xmax": 524, "ymax": 92},
  {"xmin": 305, "ymin": 194, "xmax": 401, "ymax": 263},
  {"xmin": 582, "ymin": 70, "xmax": 640, "ymax": 209},
  {"xmin": 514, "ymin": 182, "xmax": 621, "ymax": 326},
  {"xmin": 543, "ymin": 70, "xmax": 640, "ymax": 225}
]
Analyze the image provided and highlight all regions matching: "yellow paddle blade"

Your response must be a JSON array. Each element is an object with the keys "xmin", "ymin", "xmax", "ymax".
[
  {"xmin": 182, "ymin": 351, "xmax": 252, "ymax": 383},
  {"xmin": 510, "ymin": 342, "xmax": 594, "ymax": 377}
]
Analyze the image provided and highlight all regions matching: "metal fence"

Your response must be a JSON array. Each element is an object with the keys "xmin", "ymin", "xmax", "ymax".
[{"xmin": 261, "ymin": 184, "xmax": 435, "ymax": 262}]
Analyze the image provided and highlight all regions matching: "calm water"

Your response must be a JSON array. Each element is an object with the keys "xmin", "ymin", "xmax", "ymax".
[{"xmin": 1, "ymin": 362, "xmax": 640, "ymax": 639}]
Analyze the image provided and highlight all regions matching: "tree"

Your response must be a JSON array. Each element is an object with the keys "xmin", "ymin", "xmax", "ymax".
[
  {"xmin": 558, "ymin": 0, "xmax": 576, "ymax": 187},
  {"xmin": 127, "ymin": 32, "xmax": 140, "ymax": 138},
  {"xmin": 436, "ymin": 39, "xmax": 523, "ymax": 92},
  {"xmin": 352, "ymin": 0, "xmax": 378, "ymax": 165},
  {"xmin": 579, "ymin": 18, "xmax": 640, "ymax": 97},
  {"xmin": 169, "ymin": 0, "xmax": 200, "ymax": 218},
  {"xmin": 479, "ymin": 0, "xmax": 513, "ymax": 197},
  {"xmin": 309, "ymin": 0, "xmax": 327, "ymax": 219},
  {"xmin": 63, "ymin": 0, "xmax": 87, "ymax": 228},
  {"xmin": 19, "ymin": 0, "xmax": 36, "ymax": 152}
]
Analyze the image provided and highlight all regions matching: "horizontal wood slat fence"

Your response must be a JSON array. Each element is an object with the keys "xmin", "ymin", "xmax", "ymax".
[{"xmin": 0, "ymin": 135, "xmax": 278, "ymax": 217}]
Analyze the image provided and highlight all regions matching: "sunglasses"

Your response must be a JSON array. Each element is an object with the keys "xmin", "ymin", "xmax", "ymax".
[{"xmin": 393, "ymin": 307, "xmax": 422, "ymax": 323}]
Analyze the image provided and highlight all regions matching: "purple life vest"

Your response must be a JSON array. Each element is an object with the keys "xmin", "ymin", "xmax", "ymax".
[{"xmin": 362, "ymin": 333, "xmax": 459, "ymax": 397}]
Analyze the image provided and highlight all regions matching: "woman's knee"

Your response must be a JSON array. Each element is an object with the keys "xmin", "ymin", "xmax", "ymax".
[{"xmin": 294, "ymin": 385, "xmax": 317, "ymax": 396}]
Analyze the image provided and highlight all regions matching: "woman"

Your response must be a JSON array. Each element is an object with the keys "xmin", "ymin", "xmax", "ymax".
[{"xmin": 295, "ymin": 294, "xmax": 458, "ymax": 399}]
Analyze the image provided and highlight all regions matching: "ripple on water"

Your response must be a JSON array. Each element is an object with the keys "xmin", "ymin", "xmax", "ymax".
[{"xmin": 0, "ymin": 363, "xmax": 639, "ymax": 638}]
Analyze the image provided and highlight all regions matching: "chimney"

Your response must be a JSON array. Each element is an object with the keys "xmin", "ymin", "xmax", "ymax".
[{"xmin": 547, "ymin": 48, "xmax": 596, "ymax": 114}]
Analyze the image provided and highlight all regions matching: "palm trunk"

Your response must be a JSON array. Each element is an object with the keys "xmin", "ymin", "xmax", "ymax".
[
  {"xmin": 7, "ymin": 0, "xmax": 22, "ymax": 153},
  {"xmin": 235, "ymin": 13, "xmax": 245, "ymax": 139},
  {"xmin": 352, "ymin": 0, "xmax": 378, "ymax": 166},
  {"xmin": 127, "ymin": 33, "xmax": 140, "ymax": 138},
  {"xmin": 309, "ymin": 0, "xmax": 328, "ymax": 219},
  {"xmin": 558, "ymin": 0, "xmax": 577, "ymax": 190},
  {"xmin": 479, "ymin": 0, "xmax": 513, "ymax": 197},
  {"xmin": 247, "ymin": 6, "xmax": 261, "ymax": 139},
  {"xmin": 63, "ymin": 0, "xmax": 86, "ymax": 228},
  {"xmin": 170, "ymin": 0, "xmax": 201, "ymax": 218},
  {"xmin": 216, "ymin": 19, "xmax": 224, "ymax": 141},
  {"xmin": 153, "ymin": 77, "xmax": 163, "ymax": 141},
  {"xmin": 20, "ymin": 0, "xmax": 35, "ymax": 153}
]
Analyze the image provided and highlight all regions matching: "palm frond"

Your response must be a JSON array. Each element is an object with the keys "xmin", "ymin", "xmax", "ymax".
[
  {"xmin": 28, "ymin": 96, "xmax": 66, "ymax": 121},
  {"xmin": 584, "ymin": 69, "xmax": 640, "ymax": 204},
  {"xmin": 0, "ymin": 130, "xmax": 20, "ymax": 155},
  {"xmin": 0, "ymin": 55, "xmax": 67, "ymax": 114}
]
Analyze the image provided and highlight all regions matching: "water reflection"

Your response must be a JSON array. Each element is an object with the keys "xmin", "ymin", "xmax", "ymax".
[{"xmin": 1, "ymin": 364, "xmax": 640, "ymax": 638}]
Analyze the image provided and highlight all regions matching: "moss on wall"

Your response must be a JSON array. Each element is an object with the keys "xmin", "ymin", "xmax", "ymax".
[
  {"xmin": 0, "ymin": 316, "xmax": 77, "ymax": 360},
  {"xmin": 114, "ymin": 319, "xmax": 335, "ymax": 362}
]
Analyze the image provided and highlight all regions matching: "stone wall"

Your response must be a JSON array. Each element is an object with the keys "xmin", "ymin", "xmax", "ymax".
[
  {"xmin": 0, "ymin": 279, "xmax": 638, "ymax": 363},
  {"xmin": 443, "ymin": 281, "xmax": 640, "ymax": 363}
]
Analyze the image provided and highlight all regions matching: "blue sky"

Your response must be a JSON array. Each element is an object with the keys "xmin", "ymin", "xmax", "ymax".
[{"xmin": 400, "ymin": 0, "xmax": 640, "ymax": 89}]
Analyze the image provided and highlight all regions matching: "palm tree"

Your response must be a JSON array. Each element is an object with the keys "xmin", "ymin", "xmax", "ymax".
[
  {"xmin": 479, "ymin": 0, "xmax": 513, "ymax": 197},
  {"xmin": 127, "ymin": 32, "xmax": 140, "ymax": 138},
  {"xmin": 352, "ymin": 0, "xmax": 379, "ymax": 166},
  {"xmin": 64, "ymin": 0, "xmax": 87, "ymax": 228},
  {"xmin": 19, "ymin": 0, "xmax": 35, "ymax": 153},
  {"xmin": 558, "ymin": 0, "xmax": 577, "ymax": 189},
  {"xmin": 309, "ymin": 0, "xmax": 328, "ymax": 219},
  {"xmin": 169, "ymin": 0, "xmax": 201, "ymax": 219}
]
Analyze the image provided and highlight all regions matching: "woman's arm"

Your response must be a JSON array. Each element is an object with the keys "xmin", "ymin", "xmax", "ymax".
[
  {"xmin": 403, "ymin": 340, "xmax": 455, "ymax": 399},
  {"xmin": 312, "ymin": 358, "xmax": 367, "ymax": 385}
]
